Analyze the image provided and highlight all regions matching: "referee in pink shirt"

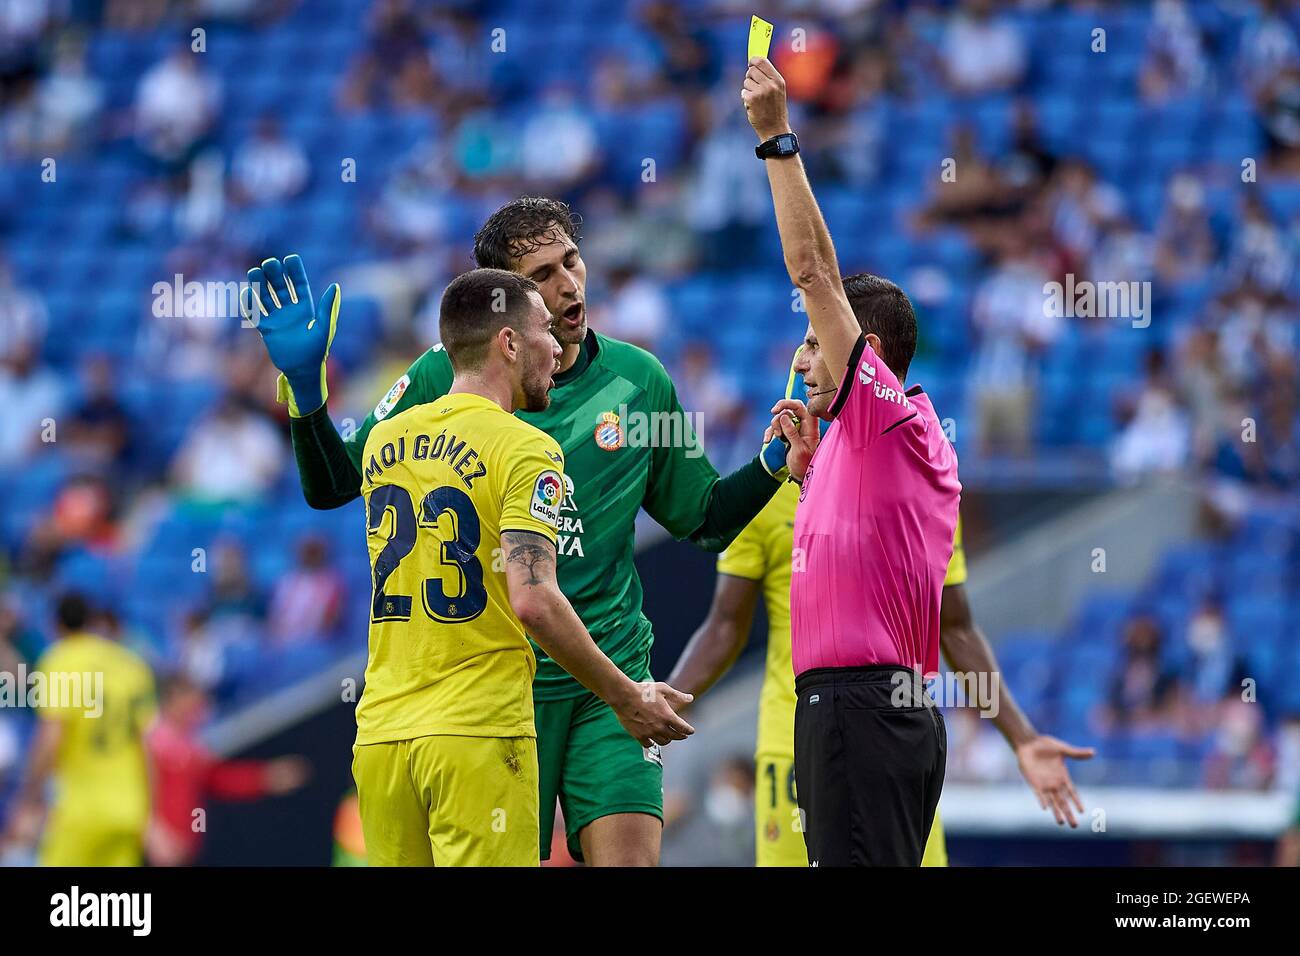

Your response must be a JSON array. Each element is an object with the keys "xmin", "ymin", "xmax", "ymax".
[{"xmin": 744, "ymin": 57, "xmax": 962, "ymax": 866}]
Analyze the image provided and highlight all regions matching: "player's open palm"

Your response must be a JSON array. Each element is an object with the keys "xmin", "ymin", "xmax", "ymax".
[
  {"xmin": 243, "ymin": 255, "xmax": 340, "ymax": 414},
  {"xmin": 1016, "ymin": 734, "xmax": 1094, "ymax": 828},
  {"xmin": 616, "ymin": 681, "xmax": 695, "ymax": 748}
]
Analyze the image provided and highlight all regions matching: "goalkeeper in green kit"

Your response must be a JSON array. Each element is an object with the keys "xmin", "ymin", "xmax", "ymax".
[{"xmin": 244, "ymin": 198, "xmax": 794, "ymax": 866}]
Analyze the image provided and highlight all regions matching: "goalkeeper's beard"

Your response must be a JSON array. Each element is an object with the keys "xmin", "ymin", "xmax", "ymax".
[{"xmin": 553, "ymin": 317, "xmax": 586, "ymax": 348}]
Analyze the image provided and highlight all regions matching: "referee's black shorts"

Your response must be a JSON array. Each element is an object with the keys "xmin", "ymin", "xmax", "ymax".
[{"xmin": 793, "ymin": 664, "xmax": 946, "ymax": 866}]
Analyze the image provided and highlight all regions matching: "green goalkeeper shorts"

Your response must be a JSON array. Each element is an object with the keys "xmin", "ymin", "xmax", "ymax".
[{"xmin": 535, "ymin": 686, "xmax": 665, "ymax": 862}]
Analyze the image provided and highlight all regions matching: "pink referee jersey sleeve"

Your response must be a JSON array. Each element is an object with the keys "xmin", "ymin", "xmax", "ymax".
[{"xmin": 827, "ymin": 334, "xmax": 919, "ymax": 443}]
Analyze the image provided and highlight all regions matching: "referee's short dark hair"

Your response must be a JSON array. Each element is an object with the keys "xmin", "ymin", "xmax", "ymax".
[
  {"xmin": 55, "ymin": 592, "xmax": 91, "ymax": 632},
  {"xmin": 843, "ymin": 273, "xmax": 918, "ymax": 381},
  {"xmin": 439, "ymin": 268, "xmax": 541, "ymax": 372},
  {"xmin": 473, "ymin": 196, "xmax": 581, "ymax": 270}
]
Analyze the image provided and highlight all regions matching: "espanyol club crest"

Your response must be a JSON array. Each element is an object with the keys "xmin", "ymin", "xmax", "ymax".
[{"xmin": 594, "ymin": 411, "xmax": 623, "ymax": 451}]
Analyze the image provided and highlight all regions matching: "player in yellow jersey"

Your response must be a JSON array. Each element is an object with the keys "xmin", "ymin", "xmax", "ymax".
[
  {"xmin": 670, "ymin": 345, "xmax": 1095, "ymax": 866},
  {"xmin": 4, "ymin": 593, "xmax": 156, "ymax": 866},
  {"xmin": 332, "ymin": 267, "xmax": 693, "ymax": 866}
]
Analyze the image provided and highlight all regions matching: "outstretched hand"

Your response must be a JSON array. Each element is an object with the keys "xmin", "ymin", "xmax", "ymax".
[
  {"xmin": 1015, "ymin": 734, "xmax": 1095, "ymax": 827},
  {"xmin": 243, "ymin": 254, "xmax": 340, "ymax": 417}
]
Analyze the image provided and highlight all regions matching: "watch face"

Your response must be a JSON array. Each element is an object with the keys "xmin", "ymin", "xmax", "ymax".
[{"xmin": 777, "ymin": 134, "xmax": 796, "ymax": 152}]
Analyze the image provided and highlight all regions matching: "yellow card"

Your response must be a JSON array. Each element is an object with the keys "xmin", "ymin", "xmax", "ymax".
[{"xmin": 748, "ymin": 15, "xmax": 773, "ymax": 61}]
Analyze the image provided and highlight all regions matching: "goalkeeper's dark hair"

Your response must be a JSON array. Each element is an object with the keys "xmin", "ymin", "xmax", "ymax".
[
  {"xmin": 842, "ymin": 273, "xmax": 918, "ymax": 381},
  {"xmin": 439, "ymin": 269, "xmax": 541, "ymax": 372},
  {"xmin": 473, "ymin": 196, "xmax": 582, "ymax": 270}
]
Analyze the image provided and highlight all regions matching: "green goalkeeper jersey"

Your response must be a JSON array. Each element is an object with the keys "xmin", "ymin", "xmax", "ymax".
[{"xmin": 344, "ymin": 331, "xmax": 726, "ymax": 701}]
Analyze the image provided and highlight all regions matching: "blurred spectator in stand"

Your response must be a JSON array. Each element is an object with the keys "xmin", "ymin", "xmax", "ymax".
[
  {"xmin": 170, "ymin": 394, "xmax": 286, "ymax": 504},
  {"xmin": 772, "ymin": 23, "xmax": 840, "ymax": 106},
  {"xmin": 813, "ymin": 46, "xmax": 888, "ymax": 189},
  {"xmin": 685, "ymin": 91, "xmax": 770, "ymax": 272},
  {"xmin": 1139, "ymin": 0, "xmax": 1208, "ymax": 104},
  {"xmin": 176, "ymin": 148, "xmax": 227, "ymax": 239},
  {"xmin": 1096, "ymin": 615, "xmax": 1183, "ymax": 734},
  {"xmin": 1111, "ymin": 348, "xmax": 1190, "ymax": 481},
  {"xmin": 1048, "ymin": 160, "xmax": 1125, "ymax": 274},
  {"xmin": 105, "ymin": 0, "xmax": 169, "ymax": 31},
  {"xmin": 0, "ymin": 333, "xmax": 61, "ymax": 469},
  {"xmin": 19, "ymin": 474, "xmax": 120, "ymax": 580},
  {"xmin": 426, "ymin": 8, "xmax": 491, "ymax": 112},
  {"xmin": 662, "ymin": 754, "xmax": 754, "ymax": 866},
  {"xmin": 231, "ymin": 116, "xmax": 308, "ymax": 206},
  {"xmin": 519, "ymin": 86, "xmax": 599, "ymax": 192},
  {"xmin": 1180, "ymin": 597, "xmax": 1245, "ymax": 716},
  {"xmin": 941, "ymin": 0, "xmax": 1026, "ymax": 95},
  {"xmin": 65, "ymin": 354, "xmax": 135, "ymax": 481},
  {"xmin": 2, "ymin": 34, "xmax": 103, "ymax": 158},
  {"xmin": 34, "ymin": 34, "xmax": 102, "ymax": 152},
  {"xmin": 1154, "ymin": 174, "xmax": 1216, "ymax": 286},
  {"xmin": 0, "ymin": 0, "xmax": 53, "ymax": 97},
  {"xmin": 0, "ymin": 593, "xmax": 45, "ymax": 672},
  {"xmin": 0, "ymin": 255, "xmax": 48, "ymax": 347},
  {"xmin": 205, "ymin": 539, "xmax": 266, "ymax": 633},
  {"xmin": 995, "ymin": 100, "xmax": 1057, "ymax": 208},
  {"xmin": 134, "ymin": 46, "xmax": 223, "ymax": 170},
  {"xmin": 1091, "ymin": 215, "xmax": 1155, "ymax": 290},
  {"xmin": 944, "ymin": 706, "xmax": 1018, "ymax": 783},
  {"xmin": 597, "ymin": 264, "xmax": 668, "ymax": 353},
  {"xmin": 1204, "ymin": 692, "xmax": 1274, "ymax": 790},
  {"xmin": 172, "ymin": 608, "xmax": 231, "ymax": 696},
  {"xmin": 146, "ymin": 673, "xmax": 309, "ymax": 866},
  {"xmin": 674, "ymin": 341, "xmax": 748, "ymax": 471},
  {"xmin": 1176, "ymin": 324, "xmax": 1231, "ymax": 467},
  {"xmin": 916, "ymin": 125, "xmax": 1008, "ymax": 230},
  {"xmin": 370, "ymin": 139, "xmax": 453, "ymax": 254},
  {"xmin": 580, "ymin": 185, "xmax": 696, "ymax": 278},
  {"xmin": 640, "ymin": 0, "xmax": 716, "ymax": 94},
  {"xmin": 1238, "ymin": 0, "xmax": 1300, "ymax": 102},
  {"xmin": 266, "ymin": 536, "xmax": 345, "ymax": 646},
  {"xmin": 968, "ymin": 237, "xmax": 1059, "ymax": 456},
  {"xmin": 337, "ymin": 0, "xmax": 437, "ymax": 113},
  {"xmin": 1225, "ymin": 194, "xmax": 1293, "ymax": 295}
]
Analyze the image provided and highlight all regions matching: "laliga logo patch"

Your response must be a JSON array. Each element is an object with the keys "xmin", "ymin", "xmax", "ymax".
[
  {"xmin": 859, "ymin": 361, "xmax": 876, "ymax": 386},
  {"xmin": 374, "ymin": 374, "xmax": 410, "ymax": 421},
  {"xmin": 594, "ymin": 411, "xmax": 624, "ymax": 451},
  {"xmin": 530, "ymin": 470, "xmax": 563, "ymax": 525}
]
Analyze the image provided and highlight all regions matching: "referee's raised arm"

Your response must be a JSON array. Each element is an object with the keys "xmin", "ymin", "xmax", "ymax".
[{"xmin": 742, "ymin": 55, "xmax": 858, "ymax": 391}]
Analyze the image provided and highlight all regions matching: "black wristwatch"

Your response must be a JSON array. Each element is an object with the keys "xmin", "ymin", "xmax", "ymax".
[{"xmin": 755, "ymin": 131, "xmax": 799, "ymax": 160}]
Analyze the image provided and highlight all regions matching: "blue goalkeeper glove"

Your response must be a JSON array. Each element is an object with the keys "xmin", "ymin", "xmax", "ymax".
[
  {"xmin": 759, "ymin": 344, "xmax": 805, "ymax": 482},
  {"xmin": 243, "ymin": 255, "xmax": 340, "ymax": 417}
]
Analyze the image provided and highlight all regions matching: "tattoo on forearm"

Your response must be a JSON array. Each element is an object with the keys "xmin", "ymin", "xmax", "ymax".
[{"xmin": 503, "ymin": 532, "xmax": 555, "ymax": 586}]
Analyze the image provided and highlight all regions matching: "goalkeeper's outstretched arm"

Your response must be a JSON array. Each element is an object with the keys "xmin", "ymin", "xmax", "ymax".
[{"xmin": 288, "ymin": 407, "xmax": 363, "ymax": 509}]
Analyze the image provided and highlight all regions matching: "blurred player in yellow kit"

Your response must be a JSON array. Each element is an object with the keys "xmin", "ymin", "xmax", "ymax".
[
  {"xmin": 671, "ymin": 343, "xmax": 1093, "ymax": 866},
  {"xmin": 315, "ymin": 266, "xmax": 692, "ymax": 866},
  {"xmin": 5, "ymin": 593, "xmax": 156, "ymax": 866}
]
